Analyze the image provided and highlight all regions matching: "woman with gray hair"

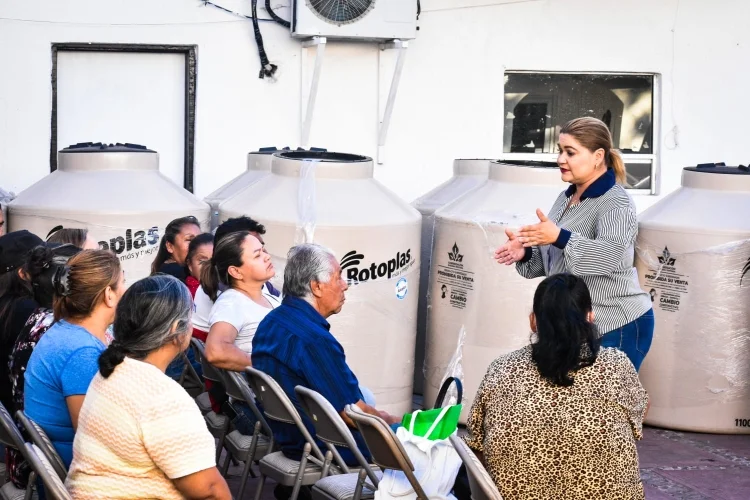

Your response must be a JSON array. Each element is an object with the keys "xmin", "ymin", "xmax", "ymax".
[{"xmin": 66, "ymin": 275, "xmax": 231, "ymax": 500}]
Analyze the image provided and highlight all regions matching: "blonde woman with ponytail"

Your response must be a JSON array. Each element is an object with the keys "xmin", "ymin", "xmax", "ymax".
[{"xmin": 495, "ymin": 117, "xmax": 653, "ymax": 371}]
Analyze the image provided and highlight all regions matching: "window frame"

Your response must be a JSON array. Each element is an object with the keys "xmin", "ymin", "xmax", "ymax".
[
  {"xmin": 500, "ymin": 70, "xmax": 661, "ymax": 195},
  {"xmin": 50, "ymin": 43, "xmax": 198, "ymax": 193}
]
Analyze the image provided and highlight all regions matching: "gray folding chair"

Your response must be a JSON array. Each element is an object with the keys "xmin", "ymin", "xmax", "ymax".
[
  {"xmin": 190, "ymin": 338, "xmax": 231, "ymax": 461},
  {"xmin": 220, "ymin": 370, "xmax": 274, "ymax": 499},
  {"xmin": 449, "ymin": 435, "xmax": 503, "ymax": 500},
  {"xmin": 23, "ymin": 444, "xmax": 70, "ymax": 500},
  {"xmin": 245, "ymin": 367, "xmax": 332, "ymax": 500},
  {"xmin": 15, "ymin": 412, "xmax": 66, "ymax": 483},
  {"xmin": 0, "ymin": 403, "xmax": 36, "ymax": 500},
  {"xmin": 344, "ymin": 405, "xmax": 428, "ymax": 500},
  {"xmin": 190, "ymin": 338, "xmax": 221, "ymax": 415},
  {"xmin": 295, "ymin": 386, "xmax": 381, "ymax": 500}
]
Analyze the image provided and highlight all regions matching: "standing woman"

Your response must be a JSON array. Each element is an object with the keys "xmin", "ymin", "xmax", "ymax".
[
  {"xmin": 495, "ymin": 117, "xmax": 653, "ymax": 370},
  {"xmin": 150, "ymin": 216, "xmax": 202, "ymax": 281}
]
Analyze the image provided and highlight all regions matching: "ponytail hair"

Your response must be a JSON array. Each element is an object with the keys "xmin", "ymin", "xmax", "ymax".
[
  {"xmin": 53, "ymin": 250, "xmax": 121, "ymax": 321},
  {"xmin": 150, "ymin": 216, "xmax": 201, "ymax": 275},
  {"xmin": 200, "ymin": 230, "xmax": 248, "ymax": 301},
  {"xmin": 530, "ymin": 274, "xmax": 600, "ymax": 387},
  {"xmin": 560, "ymin": 117, "xmax": 626, "ymax": 184},
  {"xmin": 99, "ymin": 274, "xmax": 192, "ymax": 378}
]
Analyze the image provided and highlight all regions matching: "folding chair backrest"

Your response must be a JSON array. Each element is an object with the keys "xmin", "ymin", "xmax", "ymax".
[
  {"xmin": 190, "ymin": 338, "xmax": 224, "ymax": 384},
  {"xmin": 221, "ymin": 369, "xmax": 274, "ymax": 438},
  {"xmin": 24, "ymin": 443, "xmax": 72, "ymax": 500},
  {"xmin": 244, "ymin": 367, "xmax": 325, "ymax": 462},
  {"xmin": 449, "ymin": 435, "xmax": 503, "ymax": 500},
  {"xmin": 0, "ymin": 402, "xmax": 26, "ymax": 451},
  {"xmin": 344, "ymin": 404, "xmax": 412, "ymax": 472},
  {"xmin": 16, "ymin": 411, "xmax": 67, "ymax": 481},
  {"xmin": 295, "ymin": 386, "xmax": 379, "ymax": 485}
]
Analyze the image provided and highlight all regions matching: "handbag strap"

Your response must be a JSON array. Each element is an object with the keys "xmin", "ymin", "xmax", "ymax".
[
  {"xmin": 433, "ymin": 377, "xmax": 463, "ymax": 409},
  {"xmin": 424, "ymin": 405, "xmax": 453, "ymax": 439}
]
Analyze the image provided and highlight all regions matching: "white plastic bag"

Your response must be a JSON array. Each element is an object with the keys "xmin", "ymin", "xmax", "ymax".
[{"xmin": 375, "ymin": 407, "xmax": 462, "ymax": 500}]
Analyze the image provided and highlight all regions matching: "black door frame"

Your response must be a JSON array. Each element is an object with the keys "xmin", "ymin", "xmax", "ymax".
[{"xmin": 50, "ymin": 43, "xmax": 198, "ymax": 192}]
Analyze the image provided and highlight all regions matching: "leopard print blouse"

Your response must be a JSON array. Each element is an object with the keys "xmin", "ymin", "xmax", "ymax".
[{"xmin": 464, "ymin": 345, "xmax": 648, "ymax": 500}]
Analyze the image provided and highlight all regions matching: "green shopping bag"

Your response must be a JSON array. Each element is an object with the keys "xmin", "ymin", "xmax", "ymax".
[{"xmin": 401, "ymin": 377, "xmax": 463, "ymax": 440}]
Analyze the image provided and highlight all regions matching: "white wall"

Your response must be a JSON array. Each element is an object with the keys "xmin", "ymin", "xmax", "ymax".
[{"xmin": 1, "ymin": 0, "xmax": 749, "ymax": 213}]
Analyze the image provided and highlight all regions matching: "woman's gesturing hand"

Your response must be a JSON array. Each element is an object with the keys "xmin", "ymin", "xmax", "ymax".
[
  {"xmin": 518, "ymin": 209, "xmax": 562, "ymax": 248},
  {"xmin": 494, "ymin": 228, "xmax": 526, "ymax": 265}
]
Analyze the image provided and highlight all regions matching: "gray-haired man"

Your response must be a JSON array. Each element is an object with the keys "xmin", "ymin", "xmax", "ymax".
[{"xmin": 252, "ymin": 243, "xmax": 400, "ymax": 468}]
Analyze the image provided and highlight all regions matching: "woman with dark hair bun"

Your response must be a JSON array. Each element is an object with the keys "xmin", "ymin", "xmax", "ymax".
[
  {"xmin": 66, "ymin": 275, "xmax": 230, "ymax": 500},
  {"xmin": 463, "ymin": 274, "xmax": 649, "ymax": 500}
]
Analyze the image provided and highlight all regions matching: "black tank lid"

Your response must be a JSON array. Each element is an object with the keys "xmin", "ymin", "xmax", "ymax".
[
  {"xmin": 277, "ymin": 151, "xmax": 369, "ymax": 162},
  {"xmin": 685, "ymin": 163, "xmax": 750, "ymax": 175},
  {"xmin": 61, "ymin": 142, "xmax": 155, "ymax": 153}
]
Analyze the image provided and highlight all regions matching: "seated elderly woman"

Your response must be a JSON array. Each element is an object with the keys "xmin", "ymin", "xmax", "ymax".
[
  {"xmin": 66, "ymin": 275, "xmax": 231, "ymax": 500},
  {"xmin": 463, "ymin": 273, "xmax": 648, "ymax": 500}
]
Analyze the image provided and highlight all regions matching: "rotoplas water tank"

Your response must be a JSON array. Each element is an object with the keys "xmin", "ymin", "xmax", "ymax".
[
  {"xmin": 8, "ymin": 143, "xmax": 209, "ymax": 283},
  {"xmin": 424, "ymin": 161, "xmax": 566, "ymax": 421},
  {"xmin": 411, "ymin": 159, "xmax": 492, "ymax": 395},
  {"xmin": 219, "ymin": 151, "xmax": 422, "ymax": 415},
  {"xmin": 636, "ymin": 164, "xmax": 750, "ymax": 434}
]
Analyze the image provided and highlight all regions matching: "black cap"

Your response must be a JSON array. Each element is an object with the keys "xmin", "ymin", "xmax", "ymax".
[{"xmin": 0, "ymin": 230, "xmax": 44, "ymax": 274}]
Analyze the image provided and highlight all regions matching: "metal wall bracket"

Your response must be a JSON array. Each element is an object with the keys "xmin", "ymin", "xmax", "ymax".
[
  {"xmin": 377, "ymin": 39, "xmax": 408, "ymax": 165},
  {"xmin": 300, "ymin": 36, "xmax": 327, "ymax": 149}
]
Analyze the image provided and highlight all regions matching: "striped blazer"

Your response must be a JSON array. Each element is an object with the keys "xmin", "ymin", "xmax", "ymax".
[{"xmin": 517, "ymin": 168, "xmax": 651, "ymax": 335}]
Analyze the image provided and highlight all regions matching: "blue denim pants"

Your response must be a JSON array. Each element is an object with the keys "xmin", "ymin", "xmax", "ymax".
[{"xmin": 600, "ymin": 309, "xmax": 654, "ymax": 371}]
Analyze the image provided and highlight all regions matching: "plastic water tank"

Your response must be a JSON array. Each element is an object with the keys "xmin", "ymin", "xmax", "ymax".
[
  {"xmin": 424, "ymin": 161, "xmax": 566, "ymax": 421},
  {"xmin": 411, "ymin": 159, "xmax": 491, "ymax": 395},
  {"xmin": 219, "ymin": 151, "xmax": 422, "ymax": 414},
  {"xmin": 8, "ymin": 142, "xmax": 209, "ymax": 283},
  {"xmin": 636, "ymin": 164, "xmax": 750, "ymax": 434},
  {"xmin": 204, "ymin": 148, "xmax": 280, "ymax": 230}
]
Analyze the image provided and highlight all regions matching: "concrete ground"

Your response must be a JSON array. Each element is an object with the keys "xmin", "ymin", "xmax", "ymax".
[{"xmin": 224, "ymin": 427, "xmax": 750, "ymax": 500}]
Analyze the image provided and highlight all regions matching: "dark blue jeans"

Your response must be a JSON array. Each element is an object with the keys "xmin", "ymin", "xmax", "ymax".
[{"xmin": 600, "ymin": 309, "xmax": 654, "ymax": 371}]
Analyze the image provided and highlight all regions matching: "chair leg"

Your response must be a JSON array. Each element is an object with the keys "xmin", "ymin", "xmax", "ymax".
[
  {"xmin": 215, "ymin": 418, "xmax": 230, "ymax": 464},
  {"xmin": 253, "ymin": 473, "xmax": 267, "ymax": 500},
  {"xmin": 236, "ymin": 454, "xmax": 254, "ymax": 500},
  {"xmin": 221, "ymin": 449, "xmax": 233, "ymax": 477},
  {"xmin": 24, "ymin": 472, "xmax": 37, "ymax": 500},
  {"xmin": 290, "ymin": 443, "xmax": 311, "ymax": 500}
]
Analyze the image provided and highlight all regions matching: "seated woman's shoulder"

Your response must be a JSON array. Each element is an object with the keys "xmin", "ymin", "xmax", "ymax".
[
  {"xmin": 595, "ymin": 346, "xmax": 636, "ymax": 370},
  {"xmin": 488, "ymin": 345, "xmax": 534, "ymax": 373}
]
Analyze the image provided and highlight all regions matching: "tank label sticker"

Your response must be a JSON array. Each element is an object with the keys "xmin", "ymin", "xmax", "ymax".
[
  {"xmin": 643, "ymin": 247, "xmax": 689, "ymax": 313},
  {"xmin": 98, "ymin": 227, "xmax": 161, "ymax": 263},
  {"xmin": 436, "ymin": 242, "xmax": 474, "ymax": 310},
  {"xmin": 395, "ymin": 277, "xmax": 408, "ymax": 300},
  {"xmin": 341, "ymin": 248, "xmax": 415, "ymax": 286}
]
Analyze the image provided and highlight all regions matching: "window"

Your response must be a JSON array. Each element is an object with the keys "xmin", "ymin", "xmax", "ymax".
[{"xmin": 502, "ymin": 72, "xmax": 658, "ymax": 193}]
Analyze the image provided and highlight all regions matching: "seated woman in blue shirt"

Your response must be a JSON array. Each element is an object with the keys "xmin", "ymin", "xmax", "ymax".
[{"xmin": 24, "ymin": 249, "xmax": 124, "ymax": 468}]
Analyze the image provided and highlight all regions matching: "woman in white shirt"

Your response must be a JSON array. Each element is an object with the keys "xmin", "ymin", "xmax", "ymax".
[{"xmin": 204, "ymin": 230, "xmax": 278, "ymax": 371}]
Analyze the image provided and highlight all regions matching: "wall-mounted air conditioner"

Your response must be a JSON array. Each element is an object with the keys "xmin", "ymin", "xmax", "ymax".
[{"xmin": 291, "ymin": 0, "xmax": 418, "ymax": 41}]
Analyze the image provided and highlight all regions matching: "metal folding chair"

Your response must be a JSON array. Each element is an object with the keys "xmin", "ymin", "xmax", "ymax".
[
  {"xmin": 15, "ymin": 412, "xmax": 66, "ymax": 482},
  {"xmin": 0, "ymin": 403, "xmax": 35, "ymax": 500},
  {"xmin": 245, "ymin": 367, "xmax": 332, "ymax": 500},
  {"xmin": 220, "ymin": 370, "xmax": 274, "ymax": 499},
  {"xmin": 344, "ymin": 404, "xmax": 428, "ymax": 500},
  {"xmin": 449, "ymin": 435, "xmax": 503, "ymax": 500},
  {"xmin": 295, "ymin": 386, "xmax": 381, "ymax": 500},
  {"xmin": 23, "ymin": 444, "xmax": 70, "ymax": 500},
  {"xmin": 190, "ymin": 338, "xmax": 232, "ymax": 462}
]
